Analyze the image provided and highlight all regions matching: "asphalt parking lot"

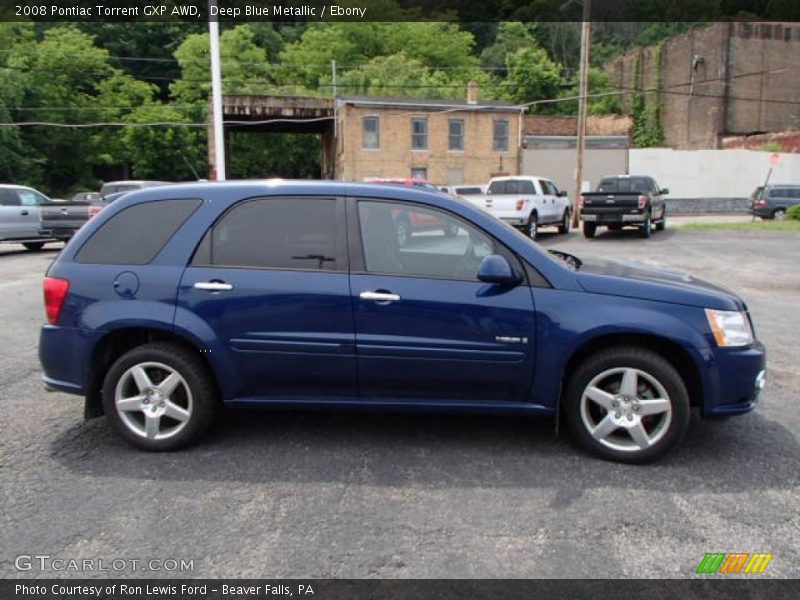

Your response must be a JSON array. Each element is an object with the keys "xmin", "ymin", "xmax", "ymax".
[{"xmin": 1, "ymin": 224, "xmax": 798, "ymax": 579}]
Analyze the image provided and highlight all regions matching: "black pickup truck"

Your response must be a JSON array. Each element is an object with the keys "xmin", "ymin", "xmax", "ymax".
[{"xmin": 579, "ymin": 175, "xmax": 668, "ymax": 239}]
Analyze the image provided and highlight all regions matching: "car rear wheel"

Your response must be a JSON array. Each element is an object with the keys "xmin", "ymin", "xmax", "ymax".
[
  {"xmin": 558, "ymin": 210, "xmax": 571, "ymax": 234},
  {"xmin": 772, "ymin": 208, "xmax": 786, "ymax": 221},
  {"xmin": 563, "ymin": 347, "xmax": 690, "ymax": 463},
  {"xmin": 526, "ymin": 213, "xmax": 538, "ymax": 240},
  {"xmin": 101, "ymin": 342, "xmax": 218, "ymax": 451},
  {"xmin": 23, "ymin": 242, "xmax": 45, "ymax": 251},
  {"xmin": 583, "ymin": 222, "xmax": 596, "ymax": 239}
]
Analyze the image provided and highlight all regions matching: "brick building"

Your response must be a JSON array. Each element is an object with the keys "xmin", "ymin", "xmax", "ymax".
[
  {"xmin": 334, "ymin": 85, "xmax": 525, "ymax": 185},
  {"xmin": 607, "ymin": 22, "xmax": 800, "ymax": 149}
]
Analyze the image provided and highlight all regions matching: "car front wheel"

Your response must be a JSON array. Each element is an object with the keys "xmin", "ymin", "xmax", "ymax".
[
  {"xmin": 23, "ymin": 242, "xmax": 45, "ymax": 251},
  {"xmin": 101, "ymin": 342, "xmax": 218, "ymax": 451},
  {"xmin": 563, "ymin": 347, "xmax": 690, "ymax": 463},
  {"xmin": 526, "ymin": 213, "xmax": 538, "ymax": 240},
  {"xmin": 558, "ymin": 210, "xmax": 571, "ymax": 234},
  {"xmin": 639, "ymin": 213, "xmax": 652, "ymax": 238}
]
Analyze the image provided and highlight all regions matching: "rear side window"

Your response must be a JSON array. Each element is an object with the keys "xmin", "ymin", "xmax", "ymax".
[
  {"xmin": 0, "ymin": 189, "xmax": 19, "ymax": 206},
  {"xmin": 487, "ymin": 180, "xmax": 536, "ymax": 195},
  {"xmin": 192, "ymin": 197, "xmax": 341, "ymax": 271},
  {"xmin": 76, "ymin": 199, "xmax": 201, "ymax": 265}
]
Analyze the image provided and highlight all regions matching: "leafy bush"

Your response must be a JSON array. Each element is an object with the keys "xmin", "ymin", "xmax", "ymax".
[{"xmin": 786, "ymin": 205, "xmax": 800, "ymax": 221}]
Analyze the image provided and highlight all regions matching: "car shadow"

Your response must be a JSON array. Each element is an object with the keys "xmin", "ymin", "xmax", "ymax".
[
  {"xmin": 50, "ymin": 405, "xmax": 798, "ymax": 501},
  {"xmin": 0, "ymin": 244, "xmax": 62, "ymax": 258}
]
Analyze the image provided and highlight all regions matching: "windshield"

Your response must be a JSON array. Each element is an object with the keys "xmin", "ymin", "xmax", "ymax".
[{"xmin": 750, "ymin": 186, "xmax": 764, "ymax": 200}]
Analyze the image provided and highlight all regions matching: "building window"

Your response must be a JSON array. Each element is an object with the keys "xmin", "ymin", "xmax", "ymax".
[
  {"xmin": 448, "ymin": 119, "xmax": 465, "ymax": 151},
  {"xmin": 410, "ymin": 167, "xmax": 428, "ymax": 181},
  {"xmin": 493, "ymin": 119, "xmax": 509, "ymax": 152},
  {"xmin": 362, "ymin": 116, "xmax": 379, "ymax": 149},
  {"xmin": 411, "ymin": 118, "xmax": 428, "ymax": 150}
]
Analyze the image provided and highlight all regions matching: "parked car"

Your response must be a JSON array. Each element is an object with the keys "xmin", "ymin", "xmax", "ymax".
[
  {"xmin": 70, "ymin": 192, "xmax": 102, "ymax": 203},
  {"xmin": 0, "ymin": 184, "xmax": 57, "ymax": 251},
  {"xmin": 580, "ymin": 175, "xmax": 668, "ymax": 239},
  {"xmin": 749, "ymin": 184, "xmax": 800, "ymax": 220},
  {"xmin": 482, "ymin": 176, "xmax": 571, "ymax": 239},
  {"xmin": 99, "ymin": 180, "xmax": 171, "ymax": 196},
  {"xmin": 39, "ymin": 181, "xmax": 766, "ymax": 463},
  {"xmin": 41, "ymin": 182, "xmax": 171, "ymax": 242}
]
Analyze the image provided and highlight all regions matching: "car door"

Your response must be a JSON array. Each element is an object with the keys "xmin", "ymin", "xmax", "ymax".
[
  {"xmin": 0, "ymin": 188, "xmax": 38, "ymax": 239},
  {"xmin": 176, "ymin": 196, "xmax": 357, "ymax": 400},
  {"xmin": 16, "ymin": 188, "xmax": 49, "ymax": 237},
  {"xmin": 349, "ymin": 197, "xmax": 536, "ymax": 403}
]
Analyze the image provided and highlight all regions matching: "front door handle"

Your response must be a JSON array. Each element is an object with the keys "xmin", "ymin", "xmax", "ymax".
[
  {"xmin": 194, "ymin": 281, "xmax": 233, "ymax": 291},
  {"xmin": 360, "ymin": 291, "xmax": 401, "ymax": 303},
  {"xmin": 20, "ymin": 210, "xmax": 29, "ymax": 216}
]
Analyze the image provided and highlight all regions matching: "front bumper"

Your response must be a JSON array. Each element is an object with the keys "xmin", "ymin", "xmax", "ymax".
[{"xmin": 703, "ymin": 341, "xmax": 766, "ymax": 417}]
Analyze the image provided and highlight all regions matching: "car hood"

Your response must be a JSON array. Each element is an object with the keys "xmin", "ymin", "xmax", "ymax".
[{"xmin": 574, "ymin": 256, "xmax": 745, "ymax": 311}]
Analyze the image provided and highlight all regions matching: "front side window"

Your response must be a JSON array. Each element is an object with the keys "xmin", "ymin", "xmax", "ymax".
[
  {"xmin": 448, "ymin": 119, "xmax": 464, "ymax": 151},
  {"xmin": 194, "ymin": 198, "xmax": 340, "ymax": 271},
  {"xmin": 411, "ymin": 118, "xmax": 428, "ymax": 150},
  {"xmin": 18, "ymin": 190, "xmax": 48, "ymax": 206},
  {"xmin": 76, "ymin": 199, "xmax": 202, "ymax": 265},
  {"xmin": 362, "ymin": 116, "xmax": 379, "ymax": 149},
  {"xmin": 493, "ymin": 119, "xmax": 509, "ymax": 152},
  {"xmin": 358, "ymin": 200, "xmax": 498, "ymax": 281}
]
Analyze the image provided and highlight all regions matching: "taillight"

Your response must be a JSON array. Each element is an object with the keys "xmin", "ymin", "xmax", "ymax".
[
  {"xmin": 638, "ymin": 195, "xmax": 648, "ymax": 209},
  {"xmin": 753, "ymin": 200, "xmax": 767, "ymax": 207},
  {"xmin": 515, "ymin": 198, "xmax": 524, "ymax": 211},
  {"xmin": 579, "ymin": 195, "xmax": 586, "ymax": 209},
  {"xmin": 44, "ymin": 277, "xmax": 69, "ymax": 325},
  {"xmin": 88, "ymin": 205, "xmax": 103, "ymax": 218}
]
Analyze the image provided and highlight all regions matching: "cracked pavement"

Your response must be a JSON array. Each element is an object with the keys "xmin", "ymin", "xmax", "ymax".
[{"xmin": 0, "ymin": 226, "xmax": 797, "ymax": 579}]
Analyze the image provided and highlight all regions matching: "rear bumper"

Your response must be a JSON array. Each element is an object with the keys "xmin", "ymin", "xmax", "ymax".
[
  {"xmin": 747, "ymin": 206, "xmax": 772, "ymax": 218},
  {"xmin": 500, "ymin": 217, "xmax": 526, "ymax": 226},
  {"xmin": 581, "ymin": 212, "xmax": 646, "ymax": 223},
  {"xmin": 39, "ymin": 324, "xmax": 90, "ymax": 396},
  {"xmin": 703, "ymin": 341, "xmax": 766, "ymax": 417}
]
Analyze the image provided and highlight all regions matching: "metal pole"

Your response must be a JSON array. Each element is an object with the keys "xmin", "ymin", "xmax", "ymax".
[
  {"xmin": 572, "ymin": 1, "xmax": 591, "ymax": 228},
  {"xmin": 209, "ymin": 3, "xmax": 226, "ymax": 180}
]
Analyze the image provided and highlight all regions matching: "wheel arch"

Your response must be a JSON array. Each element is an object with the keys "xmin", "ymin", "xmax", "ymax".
[
  {"xmin": 84, "ymin": 326, "xmax": 220, "ymax": 419},
  {"xmin": 558, "ymin": 332, "xmax": 704, "ymax": 413}
]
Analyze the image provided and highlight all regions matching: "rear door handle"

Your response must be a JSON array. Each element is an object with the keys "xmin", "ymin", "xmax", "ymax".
[
  {"xmin": 194, "ymin": 281, "xmax": 233, "ymax": 291},
  {"xmin": 360, "ymin": 291, "xmax": 401, "ymax": 303}
]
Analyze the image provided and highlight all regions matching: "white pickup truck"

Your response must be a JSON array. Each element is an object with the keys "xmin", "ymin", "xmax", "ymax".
[{"xmin": 480, "ymin": 176, "xmax": 571, "ymax": 239}]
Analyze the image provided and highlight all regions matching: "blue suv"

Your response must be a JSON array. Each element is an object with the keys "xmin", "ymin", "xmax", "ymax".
[{"xmin": 39, "ymin": 181, "xmax": 766, "ymax": 463}]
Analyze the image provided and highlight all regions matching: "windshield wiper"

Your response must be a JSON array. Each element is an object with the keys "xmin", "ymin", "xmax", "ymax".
[{"xmin": 548, "ymin": 249, "xmax": 583, "ymax": 270}]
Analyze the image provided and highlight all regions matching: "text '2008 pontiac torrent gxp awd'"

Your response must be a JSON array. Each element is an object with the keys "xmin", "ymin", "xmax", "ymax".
[{"xmin": 39, "ymin": 181, "xmax": 766, "ymax": 463}]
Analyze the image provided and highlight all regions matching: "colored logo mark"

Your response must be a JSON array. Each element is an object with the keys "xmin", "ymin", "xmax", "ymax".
[{"xmin": 696, "ymin": 552, "xmax": 773, "ymax": 574}]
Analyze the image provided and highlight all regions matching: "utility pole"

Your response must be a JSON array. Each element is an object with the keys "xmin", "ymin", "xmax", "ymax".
[
  {"xmin": 332, "ymin": 59, "xmax": 337, "ymax": 137},
  {"xmin": 209, "ymin": 1, "xmax": 226, "ymax": 180},
  {"xmin": 572, "ymin": 0, "xmax": 591, "ymax": 228}
]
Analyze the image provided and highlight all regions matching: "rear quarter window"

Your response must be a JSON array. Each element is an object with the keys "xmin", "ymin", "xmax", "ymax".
[{"xmin": 75, "ymin": 198, "xmax": 202, "ymax": 265}]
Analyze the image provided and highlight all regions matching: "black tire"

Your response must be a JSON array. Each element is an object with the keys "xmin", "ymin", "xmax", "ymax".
[
  {"xmin": 101, "ymin": 342, "xmax": 218, "ymax": 451},
  {"xmin": 526, "ymin": 212, "xmax": 538, "ymax": 240},
  {"xmin": 563, "ymin": 346, "xmax": 690, "ymax": 464},
  {"xmin": 772, "ymin": 208, "xmax": 786, "ymax": 221},
  {"xmin": 583, "ymin": 222, "xmax": 596, "ymax": 239},
  {"xmin": 23, "ymin": 242, "xmax": 45, "ymax": 251},
  {"xmin": 557, "ymin": 210, "xmax": 571, "ymax": 234},
  {"xmin": 639, "ymin": 213, "xmax": 652, "ymax": 238},
  {"xmin": 655, "ymin": 209, "xmax": 667, "ymax": 231}
]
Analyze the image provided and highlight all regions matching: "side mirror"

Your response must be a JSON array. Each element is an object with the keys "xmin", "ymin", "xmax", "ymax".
[
  {"xmin": 477, "ymin": 255, "xmax": 520, "ymax": 286},
  {"xmin": 660, "ymin": 188, "xmax": 669, "ymax": 195},
  {"xmin": 557, "ymin": 190, "xmax": 568, "ymax": 197}
]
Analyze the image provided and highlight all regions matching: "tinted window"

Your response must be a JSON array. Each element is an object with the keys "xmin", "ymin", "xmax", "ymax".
[
  {"xmin": 597, "ymin": 177, "xmax": 652, "ymax": 193},
  {"xmin": 454, "ymin": 187, "xmax": 483, "ymax": 195},
  {"xmin": 0, "ymin": 189, "xmax": 20, "ymax": 206},
  {"xmin": 100, "ymin": 183, "xmax": 140, "ymax": 195},
  {"xmin": 76, "ymin": 199, "xmax": 201, "ymax": 265},
  {"xmin": 769, "ymin": 187, "xmax": 800, "ymax": 199},
  {"xmin": 750, "ymin": 187, "xmax": 764, "ymax": 200},
  {"xmin": 541, "ymin": 180, "xmax": 558, "ymax": 195},
  {"xmin": 358, "ymin": 200, "xmax": 497, "ymax": 281},
  {"xmin": 197, "ymin": 198, "xmax": 339, "ymax": 271},
  {"xmin": 487, "ymin": 179, "xmax": 536, "ymax": 195}
]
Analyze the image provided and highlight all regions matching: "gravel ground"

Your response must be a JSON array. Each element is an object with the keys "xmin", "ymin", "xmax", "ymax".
[{"xmin": 0, "ymin": 225, "xmax": 797, "ymax": 579}]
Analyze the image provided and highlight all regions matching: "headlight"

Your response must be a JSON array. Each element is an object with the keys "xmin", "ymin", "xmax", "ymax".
[{"xmin": 705, "ymin": 309, "xmax": 754, "ymax": 347}]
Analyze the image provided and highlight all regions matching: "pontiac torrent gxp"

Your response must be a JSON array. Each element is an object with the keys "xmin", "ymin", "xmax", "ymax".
[{"xmin": 39, "ymin": 181, "xmax": 766, "ymax": 463}]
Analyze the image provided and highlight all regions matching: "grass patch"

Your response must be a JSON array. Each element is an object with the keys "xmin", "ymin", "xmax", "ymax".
[{"xmin": 681, "ymin": 220, "xmax": 800, "ymax": 232}]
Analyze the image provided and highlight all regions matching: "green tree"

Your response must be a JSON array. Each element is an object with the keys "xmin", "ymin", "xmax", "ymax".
[{"xmin": 502, "ymin": 45, "xmax": 562, "ymax": 111}]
